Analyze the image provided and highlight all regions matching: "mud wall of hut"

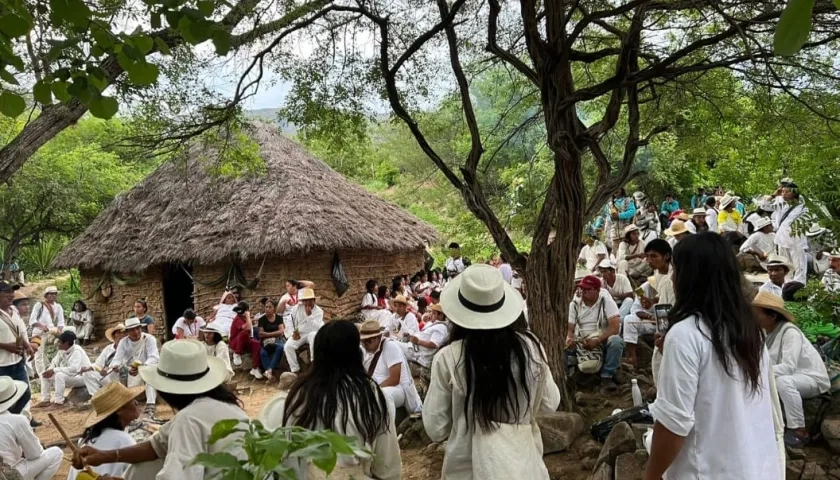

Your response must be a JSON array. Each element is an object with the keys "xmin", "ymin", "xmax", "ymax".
[
  {"xmin": 193, "ymin": 248, "xmax": 426, "ymax": 320},
  {"xmin": 79, "ymin": 267, "xmax": 165, "ymax": 336}
]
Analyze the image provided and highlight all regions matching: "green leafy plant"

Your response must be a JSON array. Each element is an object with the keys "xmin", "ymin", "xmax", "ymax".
[
  {"xmin": 19, "ymin": 237, "xmax": 65, "ymax": 274},
  {"xmin": 193, "ymin": 419, "xmax": 372, "ymax": 480},
  {"xmin": 774, "ymin": 0, "xmax": 840, "ymax": 55}
]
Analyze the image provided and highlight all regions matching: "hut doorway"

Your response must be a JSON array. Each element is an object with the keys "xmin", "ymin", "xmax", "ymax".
[{"xmin": 162, "ymin": 263, "xmax": 194, "ymax": 338}]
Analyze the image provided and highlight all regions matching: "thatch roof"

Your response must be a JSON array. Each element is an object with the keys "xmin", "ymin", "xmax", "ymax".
[{"xmin": 54, "ymin": 122, "xmax": 438, "ymax": 272}]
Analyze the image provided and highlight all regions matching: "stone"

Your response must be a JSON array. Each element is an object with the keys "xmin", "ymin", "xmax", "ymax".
[
  {"xmin": 821, "ymin": 415, "xmax": 840, "ymax": 453},
  {"xmin": 397, "ymin": 417, "xmax": 432, "ymax": 449},
  {"xmin": 67, "ymin": 386, "xmax": 91, "ymax": 405},
  {"xmin": 591, "ymin": 462, "xmax": 613, "ymax": 480},
  {"xmin": 577, "ymin": 439, "xmax": 603, "ymax": 460},
  {"xmin": 787, "ymin": 459, "xmax": 805, "ymax": 480},
  {"xmin": 614, "ymin": 451, "xmax": 645, "ymax": 480},
  {"xmin": 629, "ymin": 423, "xmax": 653, "ymax": 450},
  {"xmin": 277, "ymin": 372, "xmax": 297, "ymax": 390},
  {"xmin": 595, "ymin": 422, "xmax": 637, "ymax": 471},
  {"xmin": 576, "ymin": 391, "xmax": 606, "ymax": 408},
  {"xmin": 539, "ymin": 411, "xmax": 585, "ymax": 454},
  {"xmin": 0, "ymin": 460, "xmax": 21, "ymax": 480},
  {"xmin": 801, "ymin": 462, "xmax": 829, "ymax": 480}
]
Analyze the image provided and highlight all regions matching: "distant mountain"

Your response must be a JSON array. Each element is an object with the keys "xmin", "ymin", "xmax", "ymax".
[{"xmin": 244, "ymin": 108, "xmax": 297, "ymax": 134}]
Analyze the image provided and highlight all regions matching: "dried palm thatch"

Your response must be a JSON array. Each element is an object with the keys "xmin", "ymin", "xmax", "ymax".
[{"xmin": 54, "ymin": 122, "xmax": 438, "ymax": 272}]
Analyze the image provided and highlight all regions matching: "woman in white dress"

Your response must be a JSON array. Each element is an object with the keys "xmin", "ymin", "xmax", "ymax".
[
  {"xmin": 206, "ymin": 291, "xmax": 237, "ymax": 337},
  {"xmin": 646, "ymin": 232, "xmax": 781, "ymax": 480},
  {"xmin": 199, "ymin": 324, "xmax": 234, "ymax": 381},
  {"xmin": 69, "ymin": 300, "xmax": 94, "ymax": 344},
  {"xmin": 260, "ymin": 320, "xmax": 400, "ymax": 480},
  {"xmin": 67, "ymin": 382, "xmax": 141, "ymax": 480}
]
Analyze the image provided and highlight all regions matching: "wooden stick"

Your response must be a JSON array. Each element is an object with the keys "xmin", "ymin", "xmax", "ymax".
[{"xmin": 48, "ymin": 413, "xmax": 96, "ymax": 476}]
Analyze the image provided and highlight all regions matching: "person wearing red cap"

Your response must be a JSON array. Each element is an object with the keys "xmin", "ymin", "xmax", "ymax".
[{"xmin": 565, "ymin": 275, "xmax": 624, "ymax": 390}]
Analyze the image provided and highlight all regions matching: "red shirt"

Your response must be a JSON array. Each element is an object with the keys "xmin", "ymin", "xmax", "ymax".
[{"xmin": 230, "ymin": 314, "xmax": 247, "ymax": 339}]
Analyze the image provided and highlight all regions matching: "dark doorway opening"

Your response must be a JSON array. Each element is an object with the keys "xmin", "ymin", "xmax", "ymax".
[{"xmin": 162, "ymin": 263, "xmax": 194, "ymax": 340}]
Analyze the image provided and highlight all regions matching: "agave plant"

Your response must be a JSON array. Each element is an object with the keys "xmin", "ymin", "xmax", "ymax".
[{"xmin": 19, "ymin": 237, "xmax": 66, "ymax": 274}]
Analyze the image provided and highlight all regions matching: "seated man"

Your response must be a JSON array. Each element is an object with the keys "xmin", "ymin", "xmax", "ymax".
[
  {"xmin": 0, "ymin": 376, "xmax": 62, "ymax": 480},
  {"xmin": 737, "ymin": 217, "xmax": 775, "ymax": 272},
  {"xmin": 387, "ymin": 295, "xmax": 419, "ymax": 341},
  {"xmin": 397, "ymin": 303, "xmax": 448, "ymax": 371},
  {"xmin": 111, "ymin": 317, "xmax": 159, "ymax": 416},
  {"xmin": 616, "ymin": 224, "xmax": 651, "ymax": 282},
  {"xmin": 565, "ymin": 275, "xmax": 625, "ymax": 390},
  {"xmin": 622, "ymin": 279, "xmax": 657, "ymax": 368},
  {"xmin": 83, "ymin": 323, "xmax": 126, "ymax": 396},
  {"xmin": 34, "ymin": 331, "xmax": 91, "ymax": 408},
  {"xmin": 823, "ymin": 250, "xmax": 840, "ymax": 294},
  {"xmin": 284, "ymin": 288, "xmax": 324, "ymax": 374},
  {"xmin": 578, "ymin": 230, "xmax": 608, "ymax": 274},
  {"xmin": 760, "ymin": 256, "xmax": 791, "ymax": 297},
  {"xmin": 359, "ymin": 320, "xmax": 423, "ymax": 417},
  {"xmin": 598, "ymin": 260, "xmax": 634, "ymax": 319}
]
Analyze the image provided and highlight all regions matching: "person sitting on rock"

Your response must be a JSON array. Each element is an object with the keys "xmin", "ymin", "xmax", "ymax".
[
  {"xmin": 228, "ymin": 302, "xmax": 263, "ymax": 380},
  {"xmin": 622, "ymin": 279, "xmax": 657, "ymax": 369},
  {"xmin": 759, "ymin": 256, "xmax": 791, "ymax": 298},
  {"xmin": 69, "ymin": 300, "xmax": 94, "ymax": 345},
  {"xmin": 738, "ymin": 217, "xmax": 776, "ymax": 272},
  {"xmin": 110, "ymin": 317, "xmax": 159, "ymax": 417},
  {"xmin": 284, "ymin": 288, "xmax": 324, "ymax": 375},
  {"xmin": 387, "ymin": 295, "xmax": 419, "ymax": 342},
  {"xmin": 616, "ymin": 224, "xmax": 652, "ymax": 283},
  {"xmin": 597, "ymin": 260, "xmax": 634, "ymax": 319},
  {"xmin": 359, "ymin": 320, "xmax": 423, "ymax": 417},
  {"xmin": 397, "ymin": 303, "xmax": 449, "ymax": 372},
  {"xmin": 34, "ymin": 330, "xmax": 91, "ymax": 408},
  {"xmin": 0, "ymin": 376, "xmax": 62, "ymax": 480},
  {"xmin": 753, "ymin": 291, "xmax": 830, "ymax": 449},
  {"xmin": 199, "ymin": 323, "xmax": 234, "ymax": 382},
  {"xmin": 171, "ymin": 309, "xmax": 205, "ymax": 340},
  {"xmin": 565, "ymin": 275, "xmax": 625, "ymax": 390},
  {"xmin": 82, "ymin": 323, "xmax": 126, "ymax": 396}
]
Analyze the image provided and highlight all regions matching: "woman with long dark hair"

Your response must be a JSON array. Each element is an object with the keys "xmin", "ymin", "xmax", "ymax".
[
  {"xmin": 259, "ymin": 321, "xmax": 400, "ymax": 479},
  {"xmin": 645, "ymin": 233, "xmax": 781, "ymax": 479},
  {"xmin": 424, "ymin": 264, "xmax": 560, "ymax": 479},
  {"xmin": 70, "ymin": 300, "xmax": 94, "ymax": 344},
  {"xmin": 77, "ymin": 340, "xmax": 248, "ymax": 480}
]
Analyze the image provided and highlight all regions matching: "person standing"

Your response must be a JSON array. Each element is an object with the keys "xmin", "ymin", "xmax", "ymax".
[
  {"xmin": 771, "ymin": 181, "xmax": 809, "ymax": 284},
  {"xmin": 445, "ymin": 243, "xmax": 466, "ymax": 278},
  {"xmin": 29, "ymin": 286, "xmax": 65, "ymax": 385},
  {"xmin": 704, "ymin": 196, "xmax": 719, "ymax": 233},
  {"xmin": 645, "ymin": 233, "xmax": 780, "ymax": 480},
  {"xmin": 83, "ymin": 324, "xmax": 126, "ymax": 396},
  {"xmin": 0, "ymin": 282, "xmax": 32, "ymax": 415},
  {"xmin": 110, "ymin": 318, "xmax": 159, "ymax": 417},
  {"xmin": 0, "ymin": 376, "xmax": 62, "ymax": 480},
  {"xmin": 35, "ymin": 331, "xmax": 91, "ymax": 408},
  {"xmin": 424, "ymin": 264, "xmax": 561, "ymax": 479},
  {"xmin": 605, "ymin": 189, "xmax": 637, "ymax": 252},
  {"xmin": 284, "ymin": 288, "xmax": 324, "ymax": 375}
]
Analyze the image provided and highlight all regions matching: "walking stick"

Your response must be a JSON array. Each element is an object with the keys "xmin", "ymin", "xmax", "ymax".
[{"xmin": 47, "ymin": 413, "xmax": 98, "ymax": 478}]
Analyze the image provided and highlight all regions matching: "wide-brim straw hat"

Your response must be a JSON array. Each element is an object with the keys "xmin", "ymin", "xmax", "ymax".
[
  {"xmin": 676, "ymin": 212, "xmax": 690, "ymax": 221},
  {"xmin": 752, "ymin": 217, "xmax": 773, "ymax": 231},
  {"xmin": 429, "ymin": 303, "xmax": 444, "ymax": 314},
  {"xmin": 359, "ymin": 319, "xmax": 385, "ymax": 340},
  {"xmin": 720, "ymin": 194, "xmax": 738, "ymax": 209},
  {"xmin": 12, "ymin": 290, "xmax": 28, "ymax": 302},
  {"xmin": 43, "ymin": 286, "xmax": 59, "ymax": 295},
  {"xmin": 766, "ymin": 254, "xmax": 792, "ymax": 272},
  {"xmin": 692, "ymin": 208, "xmax": 706, "ymax": 216},
  {"xmin": 623, "ymin": 224, "xmax": 640, "ymax": 237},
  {"xmin": 105, "ymin": 323, "xmax": 126, "ymax": 343},
  {"xmin": 664, "ymin": 220, "xmax": 688, "ymax": 237},
  {"xmin": 752, "ymin": 291, "xmax": 796, "ymax": 324},
  {"xmin": 391, "ymin": 294, "xmax": 410, "ymax": 306},
  {"xmin": 124, "ymin": 317, "xmax": 143, "ymax": 330},
  {"xmin": 440, "ymin": 264, "xmax": 523, "ymax": 330},
  {"xmin": 298, "ymin": 288, "xmax": 318, "ymax": 301},
  {"xmin": 597, "ymin": 259, "xmax": 616, "ymax": 270},
  {"xmin": 806, "ymin": 223, "xmax": 827, "ymax": 238},
  {"xmin": 84, "ymin": 382, "xmax": 144, "ymax": 428},
  {"xmin": 0, "ymin": 377, "xmax": 27, "ymax": 414},
  {"xmin": 139, "ymin": 340, "xmax": 227, "ymax": 395}
]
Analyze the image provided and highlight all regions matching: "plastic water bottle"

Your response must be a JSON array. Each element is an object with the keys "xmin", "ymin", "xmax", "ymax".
[{"xmin": 631, "ymin": 379, "xmax": 643, "ymax": 407}]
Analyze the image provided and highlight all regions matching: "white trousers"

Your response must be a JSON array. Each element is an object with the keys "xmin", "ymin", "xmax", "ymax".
[
  {"xmin": 776, "ymin": 373, "xmax": 823, "ymax": 429},
  {"xmin": 623, "ymin": 315, "xmax": 657, "ymax": 345},
  {"xmin": 381, "ymin": 386, "xmax": 406, "ymax": 421},
  {"xmin": 14, "ymin": 446, "xmax": 61, "ymax": 480},
  {"xmin": 285, "ymin": 335, "xmax": 314, "ymax": 373},
  {"xmin": 306, "ymin": 331, "xmax": 318, "ymax": 360},
  {"xmin": 41, "ymin": 373, "xmax": 86, "ymax": 404},
  {"xmin": 83, "ymin": 370, "xmax": 120, "ymax": 396},
  {"xmin": 73, "ymin": 322, "xmax": 94, "ymax": 340},
  {"xmin": 127, "ymin": 371, "xmax": 156, "ymax": 405},
  {"xmin": 617, "ymin": 298, "xmax": 634, "ymax": 319},
  {"xmin": 780, "ymin": 246, "xmax": 808, "ymax": 285},
  {"xmin": 124, "ymin": 458, "xmax": 163, "ymax": 480}
]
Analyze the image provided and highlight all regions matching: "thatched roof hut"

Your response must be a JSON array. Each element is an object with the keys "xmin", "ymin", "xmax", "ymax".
[{"xmin": 55, "ymin": 122, "xmax": 438, "ymax": 335}]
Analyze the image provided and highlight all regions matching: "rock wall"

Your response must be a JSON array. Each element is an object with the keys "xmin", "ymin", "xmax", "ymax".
[{"xmin": 79, "ymin": 267, "xmax": 165, "ymax": 336}]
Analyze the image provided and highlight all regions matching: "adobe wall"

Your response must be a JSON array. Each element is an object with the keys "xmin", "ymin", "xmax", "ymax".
[{"xmin": 79, "ymin": 267, "xmax": 164, "ymax": 335}]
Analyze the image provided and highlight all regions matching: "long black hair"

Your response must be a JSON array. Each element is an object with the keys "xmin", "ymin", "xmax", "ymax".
[
  {"xmin": 365, "ymin": 279, "xmax": 377, "ymax": 294},
  {"xmin": 449, "ymin": 317, "xmax": 545, "ymax": 432},
  {"xmin": 73, "ymin": 300, "xmax": 88, "ymax": 312},
  {"xmin": 81, "ymin": 412, "xmax": 123, "ymax": 443},
  {"xmin": 670, "ymin": 232, "xmax": 763, "ymax": 393},
  {"xmin": 157, "ymin": 385, "xmax": 243, "ymax": 411},
  {"xmin": 283, "ymin": 320, "xmax": 388, "ymax": 444}
]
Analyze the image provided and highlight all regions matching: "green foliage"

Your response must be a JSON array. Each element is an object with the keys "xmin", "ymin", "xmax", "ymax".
[
  {"xmin": 192, "ymin": 419, "xmax": 371, "ymax": 480},
  {"xmin": 19, "ymin": 237, "xmax": 65, "ymax": 274},
  {"xmin": 774, "ymin": 0, "xmax": 817, "ymax": 56}
]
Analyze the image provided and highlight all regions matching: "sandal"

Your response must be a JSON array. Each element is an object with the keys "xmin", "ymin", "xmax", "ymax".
[{"xmin": 784, "ymin": 429, "xmax": 809, "ymax": 449}]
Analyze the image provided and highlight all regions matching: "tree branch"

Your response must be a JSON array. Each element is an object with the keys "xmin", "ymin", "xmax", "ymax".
[{"xmin": 487, "ymin": 0, "xmax": 539, "ymax": 85}]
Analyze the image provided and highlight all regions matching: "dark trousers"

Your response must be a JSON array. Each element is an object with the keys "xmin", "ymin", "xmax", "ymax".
[{"xmin": 0, "ymin": 360, "xmax": 30, "ymax": 414}]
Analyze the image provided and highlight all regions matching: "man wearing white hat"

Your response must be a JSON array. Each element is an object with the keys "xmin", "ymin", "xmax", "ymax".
[
  {"xmin": 664, "ymin": 220, "xmax": 691, "ymax": 248},
  {"xmin": 111, "ymin": 317, "xmax": 159, "ymax": 416},
  {"xmin": 0, "ymin": 376, "xmax": 62, "ymax": 480},
  {"xmin": 737, "ymin": 217, "xmax": 776, "ymax": 272},
  {"xmin": 616, "ymin": 224, "xmax": 651, "ymax": 282},
  {"xmin": 29, "ymin": 286, "xmax": 65, "ymax": 388},
  {"xmin": 685, "ymin": 207, "xmax": 709, "ymax": 234},
  {"xmin": 83, "ymin": 323, "xmax": 126, "ymax": 396},
  {"xmin": 284, "ymin": 288, "xmax": 324, "ymax": 374},
  {"xmin": 770, "ymin": 181, "xmax": 809, "ymax": 284},
  {"xmin": 822, "ymin": 250, "xmax": 840, "ymax": 294},
  {"xmin": 760, "ymin": 256, "xmax": 792, "ymax": 298},
  {"xmin": 359, "ymin": 320, "xmax": 423, "ymax": 416},
  {"xmin": 597, "ymin": 260, "xmax": 635, "ymax": 319},
  {"xmin": 806, "ymin": 223, "xmax": 833, "ymax": 276},
  {"xmin": 34, "ymin": 330, "xmax": 91, "ymax": 408}
]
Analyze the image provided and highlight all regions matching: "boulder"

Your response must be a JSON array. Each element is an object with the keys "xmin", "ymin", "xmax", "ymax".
[
  {"xmin": 277, "ymin": 372, "xmax": 297, "ymax": 390},
  {"xmin": 67, "ymin": 386, "xmax": 91, "ymax": 405},
  {"xmin": 787, "ymin": 459, "xmax": 805, "ymax": 480},
  {"xmin": 539, "ymin": 411, "xmax": 585, "ymax": 454},
  {"xmin": 590, "ymin": 462, "xmax": 612, "ymax": 480},
  {"xmin": 0, "ymin": 460, "xmax": 21, "ymax": 480},
  {"xmin": 614, "ymin": 451, "xmax": 646, "ymax": 480},
  {"xmin": 821, "ymin": 415, "xmax": 840, "ymax": 453},
  {"xmin": 801, "ymin": 462, "xmax": 829, "ymax": 480},
  {"xmin": 576, "ymin": 439, "xmax": 603, "ymax": 460},
  {"xmin": 397, "ymin": 417, "xmax": 432, "ymax": 449},
  {"xmin": 595, "ymin": 422, "xmax": 637, "ymax": 471}
]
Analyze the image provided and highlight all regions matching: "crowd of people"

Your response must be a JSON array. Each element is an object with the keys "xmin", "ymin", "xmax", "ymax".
[{"xmin": 0, "ymin": 178, "xmax": 838, "ymax": 479}]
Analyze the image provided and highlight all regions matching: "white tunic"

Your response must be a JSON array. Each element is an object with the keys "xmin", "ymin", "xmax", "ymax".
[
  {"xmin": 603, "ymin": 274, "xmax": 633, "ymax": 299},
  {"xmin": 171, "ymin": 317, "xmax": 206, "ymax": 338},
  {"xmin": 579, "ymin": 242, "xmax": 608, "ymax": 271},
  {"xmin": 740, "ymin": 231, "xmax": 776, "ymax": 257},
  {"xmin": 29, "ymin": 301, "xmax": 65, "ymax": 336},
  {"xmin": 111, "ymin": 333, "xmax": 160, "ymax": 368},
  {"xmin": 93, "ymin": 343, "xmax": 118, "ymax": 370},
  {"xmin": 765, "ymin": 323, "xmax": 830, "ymax": 391},
  {"xmin": 388, "ymin": 312, "xmax": 419, "ymax": 340},
  {"xmin": 705, "ymin": 208, "xmax": 719, "ymax": 233},
  {"xmin": 204, "ymin": 342, "xmax": 234, "ymax": 381},
  {"xmin": 650, "ymin": 316, "xmax": 780, "ymax": 479},
  {"xmin": 67, "ymin": 428, "xmax": 135, "ymax": 480},
  {"xmin": 211, "ymin": 304, "xmax": 236, "ymax": 337},
  {"xmin": 759, "ymin": 281, "xmax": 784, "ymax": 298},
  {"xmin": 285, "ymin": 304, "xmax": 324, "ymax": 336},
  {"xmin": 0, "ymin": 411, "xmax": 44, "ymax": 468},
  {"xmin": 0, "ymin": 308, "xmax": 27, "ymax": 367},
  {"xmin": 49, "ymin": 344, "xmax": 91, "ymax": 375}
]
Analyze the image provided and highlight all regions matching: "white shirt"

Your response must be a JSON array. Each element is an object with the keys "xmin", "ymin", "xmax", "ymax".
[
  {"xmin": 285, "ymin": 304, "xmax": 324, "ymax": 336},
  {"xmin": 279, "ymin": 292, "xmax": 299, "ymax": 321},
  {"xmin": 111, "ymin": 333, "xmax": 160, "ymax": 367},
  {"xmin": 204, "ymin": 341, "xmax": 234, "ymax": 381},
  {"xmin": 617, "ymin": 240, "xmax": 646, "ymax": 263},
  {"xmin": 0, "ymin": 308, "xmax": 27, "ymax": 367},
  {"xmin": 445, "ymin": 257, "xmax": 466, "ymax": 276},
  {"xmin": 149, "ymin": 397, "xmax": 248, "ymax": 480},
  {"xmin": 759, "ymin": 281, "xmax": 784, "ymax": 298},
  {"xmin": 259, "ymin": 387, "xmax": 401, "ymax": 480},
  {"xmin": 772, "ymin": 197, "xmax": 807, "ymax": 249},
  {"xmin": 29, "ymin": 301, "xmax": 65, "ymax": 336},
  {"xmin": 823, "ymin": 269, "xmax": 840, "ymax": 294},
  {"xmin": 740, "ymin": 231, "xmax": 776, "ymax": 256},
  {"xmin": 568, "ymin": 290, "xmax": 620, "ymax": 337},
  {"xmin": 498, "ymin": 263, "xmax": 513, "ymax": 284},
  {"xmin": 361, "ymin": 293, "xmax": 380, "ymax": 320},
  {"xmin": 67, "ymin": 428, "xmax": 135, "ymax": 480},
  {"xmin": 0, "ymin": 411, "xmax": 44, "ymax": 468},
  {"xmin": 49, "ymin": 344, "xmax": 91, "ymax": 376},
  {"xmin": 640, "ymin": 228, "xmax": 658, "ymax": 245},
  {"xmin": 409, "ymin": 322, "xmax": 449, "ymax": 368},
  {"xmin": 423, "ymin": 335, "xmax": 561, "ymax": 480},
  {"xmin": 765, "ymin": 323, "xmax": 830, "ymax": 391},
  {"xmin": 579, "ymin": 242, "xmax": 608, "ymax": 271},
  {"xmin": 211, "ymin": 304, "xmax": 236, "ymax": 337},
  {"xmin": 364, "ymin": 339, "xmax": 413, "ymax": 389},
  {"xmin": 654, "ymin": 267, "xmax": 676, "ymax": 305},
  {"xmin": 603, "ymin": 274, "xmax": 633, "ymax": 299},
  {"xmin": 650, "ymin": 316, "xmax": 780, "ymax": 479},
  {"xmin": 171, "ymin": 317, "xmax": 206, "ymax": 338},
  {"xmin": 93, "ymin": 343, "xmax": 118, "ymax": 370},
  {"xmin": 388, "ymin": 312, "xmax": 419, "ymax": 340},
  {"xmin": 706, "ymin": 208, "xmax": 719, "ymax": 233}
]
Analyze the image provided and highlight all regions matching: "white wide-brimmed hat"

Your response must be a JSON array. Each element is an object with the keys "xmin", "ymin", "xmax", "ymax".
[
  {"xmin": 752, "ymin": 217, "xmax": 773, "ymax": 231},
  {"xmin": 829, "ymin": 249, "xmax": 840, "ymax": 260},
  {"xmin": 664, "ymin": 220, "xmax": 689, "ymax": 237},
  {"xmin": 124, "ymin": 317, "xmax": 142, "ymax": 330},
  {"xmin": 597, "ymin": 259, "xmax": 616, "ymax": 270},
  {"xmin": 806, "ymin": 223, "xmax": 827, "ymax": 238},
  {"xmin": 766, "ymin": 254, "xmax": 792, "ymax": 272},
  {"xmin": 692, "ymin": 208, "xmax": 706, "ymax": 216},
  {"xmin": 105, "ymin": 323, "xmax": 126, "ymax": 343},
  {"xmin": 43, "ymin": 286, "xmax": 59, "ymax": 295},
  {"xmin": 0, "ymin": 377, "xmax": 27, "ymax": 414},
  {"xmin": 298, "ymin": 288, "xmax": 317, "ymax": 301},
  {"xmin": 200, "ymin": 323, "xmax": 224, "ymax": 335},
  {"xmin": 623, "ymin": 224, "xmax": 640, "ymax": 236},
  {"xmin": 720, "ymin": 194, "xmax": 738, "ymax": 209},
  {"xmin": 440, "ymin": 264, "xmax": 523, "ymax": 330},
  {"xmin": 139, "ymin": 340, "xmax": 228, "ymax": 394},
  {"xmin": 633, "ymin": 191, "xmax": 646, "ymax": 201}
]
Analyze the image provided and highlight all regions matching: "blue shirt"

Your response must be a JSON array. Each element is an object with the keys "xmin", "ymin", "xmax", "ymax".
[
  {"xmin": 690, "ymin": 194, "xmax": 708, "ymax": 209},
  {"xmin": 661, "ymin": 199, "xmax": 680, "ymax": 215}
]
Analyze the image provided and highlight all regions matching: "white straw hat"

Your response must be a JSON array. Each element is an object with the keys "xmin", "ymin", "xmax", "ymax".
[
  {"xmin": 692, "ymin": 207, "xmax": 706, "ymax": 216},
  {"xmin": 298, "ymin": 288, "xmax": 317, "ymax": 301},
  {"xmin": 139, "ymin": 340, "xmax": 228, "ymax": 394},
  {"xmin": 105, "ymin": 323, "xmax": 126, "ymax": 343},
  {"xmin": 752, "ymin": 217, "xmax": 773, "ymax": 231},
  {"xmin": 0, "ymin": 377, "xmax": 27, "ymax": 414},
  {"xmin": 597, "ymin": 259, "xmax": 616, "ymax": 270},
  {"xmin": 806, "ymin": 223, "xmax": 827, "ymax": 237},
  {"xmin": 766, "ymin": 255, "xmax": 792, "ymax": 272},
  {"xmin": 124, "ymin": 317, "xmax": 142, "ymax": 329},
  {"xmin": 720, "ymin": 194, "xmax": 738, "ymax": 209},
  {"xmin": 440, "ymin": 264, "xmax": 523, "ymax": 330},
  {"xmin": 43, "ymin": 286, "xmax": 59, "ymax": 295}
]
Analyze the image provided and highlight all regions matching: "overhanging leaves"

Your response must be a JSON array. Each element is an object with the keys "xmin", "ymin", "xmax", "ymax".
[{"xmin": 774, "ymin": 0, "xmax": 817, "ymax": 56}]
